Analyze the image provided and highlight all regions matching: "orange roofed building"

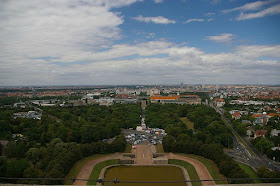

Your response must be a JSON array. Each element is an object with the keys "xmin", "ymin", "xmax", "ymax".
[
  {"xmin": 215, "ymin": 98, "xmax": 225, "ymax": 108},
  {"xmin": 150, "ymin": 95, "xmax": 201, "ymax": 105}
]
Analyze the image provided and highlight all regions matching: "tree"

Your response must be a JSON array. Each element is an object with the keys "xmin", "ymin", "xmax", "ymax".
[
  {"xmin": 257, "ymin": 166, "xmax": 276, "ymax": 182},
  {"xmin": 23, "ymin": 167, "xmax": 42, "ymax": 184},
  {"xmin": 255, "ymin": 137, "xmax": 274, "ymax": 154},
  {"xmin": 177, "ymin": 134, "xmax": 191, "ymax": 142},
  {"xmin": 5, "ymin": 159, "xmax": 29, "ymax": 178},
  {"xmin": 236, "ymin": 124, "xmax": 247, "ymax": 136},
  {"xmin": 26, "ymin": 148, "xmax": 40, "ymax": 168},
  {"xmin": 0, "ymin": 157, "xmax": 7, "ymax": 176},
  {"xmin": 80, "ymin": 125, "xmax": 100, "ymax": 143},
  {"xmin": 162, "ymin": 136, "xmax": 175, "ymax": 152}
]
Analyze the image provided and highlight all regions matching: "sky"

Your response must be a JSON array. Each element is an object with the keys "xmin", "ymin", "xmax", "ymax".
[{"xmin": 0, "ymin": 0, "xmax": 280, "ymax": 86}]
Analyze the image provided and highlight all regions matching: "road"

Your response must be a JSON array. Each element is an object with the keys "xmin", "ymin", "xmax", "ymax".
[{"xmin": 210, "ymin": 102, "xmax": 280, "ymax": 171}]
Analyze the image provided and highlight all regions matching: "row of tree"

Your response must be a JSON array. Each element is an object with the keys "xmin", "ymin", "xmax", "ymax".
[
  {"xmin": 0, "ymin": 103, "xmax": 141, "ymax": 144},
  {"xmin": 163, "ymin": 136, "xmax": 250, "ymax": 183},
  {"xmin": 145, "ymin": 104, "xmax": 233, "ymax": 148},
  {"xmin": 145, "ymin": 104, "xmax": 249, "ymax": 183},
  {"xmin": 1, "ymin": 135, "xmax": 126, "ymax": 184},
  {"xmin": 1, "ymin": 102, "xmax": 139, "ymax": 184}
]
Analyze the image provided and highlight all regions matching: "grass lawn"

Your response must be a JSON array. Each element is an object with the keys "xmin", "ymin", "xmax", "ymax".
[
  {"xmin": 156, "ymin": 144, "xmax": 164, "ymax": 153},
  {"xmin": 179, "ymin": 117, "xmax": 194, "ymax": 130},
  {"xmin": 238, "ymin": 163, "xmax": 261, "ymax": 183},
  {"xmin": 64, "ymin": 154, "xmax": 106, "ymax": 185},
  {"xmin": 124, "ymin": 144, "xmax": 132, "ymax": 153},
  {"xmin": 87, "ymin": 159, "xmax": 120, "ymax": 185},
  {"xmin": 182, "ymin": 154, "xmax": 228, "ymax": 184},
  {"xmin": 169, "ymin": 159, "xmax": 201, "ymax": 186}
]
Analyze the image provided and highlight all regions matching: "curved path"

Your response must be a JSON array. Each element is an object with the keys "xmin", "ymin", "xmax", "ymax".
[
  {"xmin": 167, "ymin": 153, "xmax": 215, "ymax": 186},
  {"xmin": 73, "ymin": 153, "xmax": 121, "ymax": 185},
  {"xmin": 73, "ymin": 149, "xmax": 215, "ymax": 185}
]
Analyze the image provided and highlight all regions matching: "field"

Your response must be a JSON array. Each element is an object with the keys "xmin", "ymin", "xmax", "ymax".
[
  {"xmin": 87, "ymin": 159, "xmax": 120, "ymax": 185},
  {"xmin": 169, "ymin": 159, "xmax": 201, "ymax": 186},
  {"xmin": 182, "ymin": 154, "xmax": 228, "ymax": 184},
  {"xmin": 179, "ymin": 117, "xmax": 194, "ymax": 130},
  {"xmin": 104, "ymin": 166, "xmax": 185, "ymax": 186},
  {"xmin": 64, "ymin": 154, "xmax": 104, "ymax": 185},
  {"xmin": 238, "ymin": 163, "xmax": 261, "ymax": 183}
]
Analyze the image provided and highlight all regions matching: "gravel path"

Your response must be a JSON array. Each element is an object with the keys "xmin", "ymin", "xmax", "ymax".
[
  {"xmin": 73, "ymin": 153, "xmax": 121, "ymax": 185},
  {"xmin": 167, "ymin": 153, "xmax": 215, "ymax": 186}
]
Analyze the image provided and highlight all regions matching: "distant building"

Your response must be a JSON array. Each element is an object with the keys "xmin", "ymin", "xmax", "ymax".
[
  {"xmin": 114, "ymin": 94, "xmax": 137, "ymax": 104},
  {"xmin": 267, "ymin": 113, "xmax": 280, "ymax": 119},
  {"xmin": 32, "ymin": 88, "xmax": 36, "ymax": 98},
  {"xmin": 252, "ymin": 112, "xmax": 268, "ymax": 125},
  {"xmin": 233, "ymin": 112, "xmax": 241, "ymax": 120},
  {"xmin": 180, "ymin": 82, "xmax": 183, "ymax": 90},
  {"xmin": 271, "ymin": 129, "xmax": 280, "ymax": 137},
  {"xmin": 215, "ymin": 98, "xmax": 225, "ymax": 107},
  {"xmin": 229, "ymin": 110, "xmax": 248, "ymax": 115},
  {"xmin": 147, "ymin": 88, "xmax": 160, "ymax": 96},
  {"xmin": 246, "ymin": 127, "xmax": 254, "ymax": 138},
  {"xmin": 13, "ymin": 111, "xmax": 41, "ymax": 120},
  {"xmin": 271, "ymin": 147, "xmax": 280, "ymax": 151},
  {"xmin": 96, "ymin": 97, "xmax": 114, "ymax": 106},
  {"xmin": 254, "ymin": 130, "xmax": 267, "ymax": 139},
  {"xmin": 13, "ymin": 102, "xmax": 26, "ymax": 108},
  {"xmin": 150, "ymin": 95, "xmax": 201, "ymax": 105}
]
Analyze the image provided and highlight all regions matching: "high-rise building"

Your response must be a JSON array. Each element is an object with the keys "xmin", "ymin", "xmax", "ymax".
[
  {"xmin": 180, "ymin": 82, "xmax": 183, "ymax": 89},
  {"xmin": 32, "ymin": 88, "xmax": 36, "ymax": 98}
]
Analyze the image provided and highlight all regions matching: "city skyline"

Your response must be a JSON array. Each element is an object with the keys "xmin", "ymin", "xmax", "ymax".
[{"xmin": 0, "ymin": 0, "xmax": 280, "ymax": 86}]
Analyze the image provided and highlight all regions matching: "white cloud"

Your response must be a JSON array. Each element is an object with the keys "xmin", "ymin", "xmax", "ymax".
[
  {"xmin": 206, "ymin": 33, "xmax": 235, "ymax": 43},
  {"xmin": 0, "ymin": 1, "xmax": 279, "ymax": 85},
  {"xmin": 221, "ymin": 0, "xmax": 280, "ymax": 20},
  {"xmin": 0, "ymin": 0, "xmax": 139, "ymax": 63},
  {"xmin": 235, "ymin": 45, "xmax": 280, "ymax": 58},
  {"xmin": 222, "ymin": 0, "xmax": 277, "ymax": 13},
  {"xmin": 237, "ymin": 3, "xmax": 280, "ymax": 20},
  {"xmin": 154, "ymin": 0, "xmax": 163, "ymax": 3},
  {"xmin": 184, "ymin": 18, "xmax": 204, "ymax": 23},
  {"xmin": 133, "ymin": 15, "xmax": 176, "ymax": 24},
  {"xmin": 1, "ymin": 38, "xmax": 279, "ymax": 85},
  {"xmin": 205, "ymin": 12, "xmax": 216, "ymax": 16}
]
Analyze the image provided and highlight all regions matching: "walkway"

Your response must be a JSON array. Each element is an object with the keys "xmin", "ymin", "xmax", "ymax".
[
  {"xmin": 73, "ymin": 153, "xmax": 121, "ymax": 185},
  {"xmin": 167, "ymin": 153, "xmax": 215, "ymax": 186}
]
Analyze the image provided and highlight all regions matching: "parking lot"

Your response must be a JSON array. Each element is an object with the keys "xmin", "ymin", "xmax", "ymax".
[{"xmin": 122, "ymin": 128, "xmax": 165, "ymax": 146}]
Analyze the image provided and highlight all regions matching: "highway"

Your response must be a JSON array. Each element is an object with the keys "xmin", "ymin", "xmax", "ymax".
[{"xmin": 210, "ymin": 102, "xmax": 280, "ymax": 171}]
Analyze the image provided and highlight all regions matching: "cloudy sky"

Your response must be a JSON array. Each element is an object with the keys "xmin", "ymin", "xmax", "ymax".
[{"xmin": 0, "ymin": 0, "xmax": 279, "ymax": 86}]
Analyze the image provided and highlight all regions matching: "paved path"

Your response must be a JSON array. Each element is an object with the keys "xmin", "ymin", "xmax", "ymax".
[
  {"xmin": 74, "ymin": 145, "xmax": 214, "ymax": 186},
  {"xmin": 133, "ymin": 143, "xmax": 156, "ymax": 165},
  {"xmin": 73, "ymin": 153, "xmax": 121, "ymax": 185},
  {"xmin": 167, "ymin": 153, "xmax": 215, "ymax": 186}
]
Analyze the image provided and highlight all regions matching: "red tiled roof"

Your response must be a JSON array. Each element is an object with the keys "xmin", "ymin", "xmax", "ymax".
[
  {"xmin": 150, "ymin": 95, "xmax": 200, "ymax": 100},
  {"xmin": 255, "ymin": 130, "xmax": 267, "ymax": 136},
  {"xmin": 150, "ymin": 96, "xmax": 180, "ymax": 100},
  {"xmin": 233, "ymin": 112, "xmax": 240, "ymax": 117},
  {"xmin": 252, "ymin": 114, "xmax": 264, "ymax": 117},
  {"xmin": 215, "ymin": 98, "xmax": 224, "ymax": 102},
  {"xmin": 268, "ymin": 113, "xmax": 280, "ymax": 117}
]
